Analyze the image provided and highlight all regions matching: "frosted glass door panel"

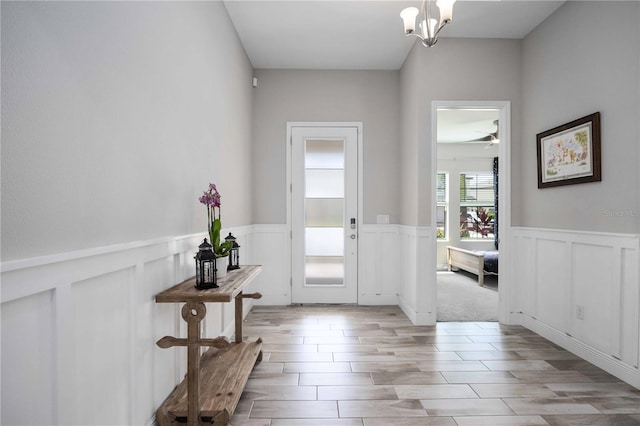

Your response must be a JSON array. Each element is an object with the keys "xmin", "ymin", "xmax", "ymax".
[
  {"xmin": 305, "ymin": 198, "xmax": 343, "ymax": 227},
  {"xmin": 305, "ymin": 139, "xmax": 344, "ymax": 169},
  {"xmin": 305, "ymin": 170, "xmax": 344, "ymax": 198},
  {"xmin": 305, "ymin": 227, "xmax": 344, "ymax": 256},
  {"xmin": 306, "ymin": 257, "xmax": 344, "ymax": 285},
  {"xmin": 304, "ymin": 138, "xmax": 345, "ymax": 286}
]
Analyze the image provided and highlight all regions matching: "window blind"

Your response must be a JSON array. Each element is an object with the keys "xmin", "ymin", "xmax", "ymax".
[
  {"xmin": 460, "ymin": 172, "xmax": 494, "ymax": 205},
  {"xmin": 437, "ymin": 172, "xmax": 447, "ymax": 203}
]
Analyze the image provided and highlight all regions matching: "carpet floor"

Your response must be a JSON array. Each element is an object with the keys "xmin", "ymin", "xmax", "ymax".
[{"xmin": 437, "ymin": 270, "xmax": 498, "ymax": 322}]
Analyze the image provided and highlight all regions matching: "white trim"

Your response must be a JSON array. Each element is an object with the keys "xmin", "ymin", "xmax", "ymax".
[
  {"xmin": 399, "ymin": 298, "xmax": 417, "ymax": 323},
  {"xmin": 1, "ymin": 234, "xmax": 204, "ymax": 303},
  {"xmin": 359, "ymin": 294, "xmax": 399, "ymax": 305},
  {"xmin": 521, "ymin": 314, "xmax": 640, "ymax": 389},
  {"xmin": 1, "ymin": 233, "xmax": 197, "ymax": 273},
  {"xmin": 431, "ymin": 101, "xmax": 513, "ymax": 323},
  {"xmin": 513, "ymin": 226, "xmax": 640, "ymax": 242}
]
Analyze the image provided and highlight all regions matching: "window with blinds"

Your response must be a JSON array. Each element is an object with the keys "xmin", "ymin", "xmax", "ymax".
[
  {"xmin": 459, "ymin": 172, "xmax": 495, "ymax": 239},
  {"xmin": 436, "ymin": 172, "xmax": 447, "ymax": 239}
]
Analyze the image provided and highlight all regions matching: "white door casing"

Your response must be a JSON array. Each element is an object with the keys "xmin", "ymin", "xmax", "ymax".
[
  {"xmin": 431, "ymin": 101, "xmax": 512, "ymax": 324},
  {"xmin": 288, "ymin": 123, "xmax": 362, "ymax": 304}
]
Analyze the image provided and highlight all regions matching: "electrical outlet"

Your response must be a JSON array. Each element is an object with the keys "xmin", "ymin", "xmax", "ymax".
[{"xmin": 576, "ymin": 305, "xmax": 585, "ymax": 320}]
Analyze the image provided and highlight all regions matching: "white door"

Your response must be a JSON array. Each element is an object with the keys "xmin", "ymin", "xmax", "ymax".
[{"xmin": 290, "ymin": 126, "xmax": 359, "ymax": 304}]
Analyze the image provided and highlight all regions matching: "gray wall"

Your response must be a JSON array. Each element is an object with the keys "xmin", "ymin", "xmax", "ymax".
[
  {"xmin": 1, "ymin": 1, "xmax": 254, "ymax": 261},
  {"xmin": 251, "ymin": 69, "xmax": 401, "ymax": 225},
  {"xmin": 399, "ymin": 38, "xmax": 522, "ymax": 226},
  {"xmin": 519, "ymin": 1, "xmax": 640, "ymax": 233}
]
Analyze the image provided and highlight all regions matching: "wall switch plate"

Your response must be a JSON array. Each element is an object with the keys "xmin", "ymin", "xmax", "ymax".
[
  {"xmin": 576, "ymin": 305, "xmax": 585, "ymax": 320},
  {"xmin": 376, "ymin": 215, "xmax": 390, "ymax": 224}
]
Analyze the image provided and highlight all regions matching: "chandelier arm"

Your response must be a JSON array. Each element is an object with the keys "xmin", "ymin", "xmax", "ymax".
[
  {"xmin": 406, "ymin": 32, "xmax": 426, "ymax": 40},
  {"xmin": 406, "ymin": 32, "xmax": 437, "ymax": 47},
  {"xmin": 431, "ymin": 20, "xmax": 451, "ymax": 40},
  {"xmin": 415, "ymin": 20, "xmax": 448, "ymax": 46}
]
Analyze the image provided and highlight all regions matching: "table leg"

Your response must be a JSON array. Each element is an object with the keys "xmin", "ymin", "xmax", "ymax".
[
  {"xmin": 235, "ymin": 291, "xmax": 243, "ymax": 344},
  {"xmin": 182, "ymin": 302, "xmax": 206, "ymax": 426}
]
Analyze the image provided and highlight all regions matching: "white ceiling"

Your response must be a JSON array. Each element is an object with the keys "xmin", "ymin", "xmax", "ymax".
[
  {"xmin": 223, "ymin": 0, "xmax": 565, "ymax": 70},
  {"xmin": 438, "ymin": 108, "xmax": 500, "ymax": 143}
]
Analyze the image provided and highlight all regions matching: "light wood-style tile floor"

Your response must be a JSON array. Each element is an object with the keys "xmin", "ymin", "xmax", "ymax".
[{"xmin": 229, "ymin": 305, "xmax": 640, "ymax": 425}]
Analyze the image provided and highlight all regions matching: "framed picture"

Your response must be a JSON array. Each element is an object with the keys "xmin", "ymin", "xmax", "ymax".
[{"xmin": 537, "ymin": 112, "xmax": 601, "ymax": 188}]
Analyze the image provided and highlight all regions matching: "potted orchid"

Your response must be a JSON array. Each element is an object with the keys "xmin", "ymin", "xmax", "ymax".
[{"xmin": 199, "ymin": 183, "xmax": 233, "ymax": 262}]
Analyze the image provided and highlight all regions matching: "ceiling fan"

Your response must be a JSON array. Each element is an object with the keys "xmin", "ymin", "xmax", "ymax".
[{"xmin": 464, "ymin": 119, "xmax": 499, "ymax": 147}]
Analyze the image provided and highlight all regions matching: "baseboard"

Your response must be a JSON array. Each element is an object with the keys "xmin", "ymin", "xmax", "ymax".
[
  {"xmin": 520, "ymin": 314, "xmax": 640, "ymax": 389},
  {"xmin": 358, "ymin": 294, "xmax": 399, "ymax": 305},
  {"xmin": 398, "ymin": 296, "xmax": 417, "ymax": 324},
  {"xmin": 255, "ymin": 295, "xmax": 292, "ymax": 306},
  {"xmin": 511, "ymin": 227, "xmax": 640, "ymax": 387}
]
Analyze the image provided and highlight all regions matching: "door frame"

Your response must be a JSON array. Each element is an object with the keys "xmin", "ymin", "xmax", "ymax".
[
  {"xmin": 430, "ymin": 101, "xmax": 513, "ymax": 324},
  {"xmin": 286, "ymin": 122, "xmax": 364, "ymax": 304}
]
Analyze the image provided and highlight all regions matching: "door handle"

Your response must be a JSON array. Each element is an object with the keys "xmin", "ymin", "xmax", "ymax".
[{"xmin": 349, "ymin": 234, "xmax": 356, "ymax": 239}]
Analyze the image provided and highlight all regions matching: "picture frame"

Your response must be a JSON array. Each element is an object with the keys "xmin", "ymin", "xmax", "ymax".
[{"xmin": 537, "ymin": 112, "xmax": 601, "ymax": 188}]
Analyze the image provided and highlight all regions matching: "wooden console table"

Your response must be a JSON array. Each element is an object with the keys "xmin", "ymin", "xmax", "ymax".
[{"xmin": 155, "ymin": 265, "xmax": 262, "ymax": 426}]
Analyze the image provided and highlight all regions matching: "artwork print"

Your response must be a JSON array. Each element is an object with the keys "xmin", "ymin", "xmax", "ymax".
[{"xmin": 537, "ymin": 112, "xmax": 601, "ymax": 188}]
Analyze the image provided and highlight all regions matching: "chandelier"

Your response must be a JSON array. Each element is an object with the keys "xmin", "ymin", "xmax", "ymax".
[{"xmin": 400, "ymin": 0, "xmax": 456, "ymax": 47}]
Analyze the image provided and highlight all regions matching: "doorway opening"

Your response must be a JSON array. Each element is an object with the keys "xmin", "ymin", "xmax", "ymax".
[{"xmin": 431, "ymin": 102, "xmax": 511, "ymax": 322}]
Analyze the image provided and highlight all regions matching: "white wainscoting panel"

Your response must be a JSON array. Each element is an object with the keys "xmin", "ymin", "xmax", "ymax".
[
  {"xmin": 535, "ymin": 238, "xmax": 570, "ymax": 331},
  {"xmin": 251, "ymin": 224, "xmax": 412, "ymax": 307},
  {"xmin": 250, "ymin": 224, "xmax": 421, "ymax": 307},
  {"xmin": 70, "ymin": 268, "xmax": 132, "ymax": 425},
  {"xmin": 0, "ymin": 228, "xmax": 256, "ymax": 426},
  {"xmin": 359, "ymin": 225, "xmax": 400, "ymax": 305},
  {"xmin": 249, "ymin": 224, "xmax": 434, "ymax": 310},
  {"xmin": 415, "ymin": 226, "xmax": 436, "ymax": 325},
  {"xmin": 248, "ymin": 224, "xmax": 290, "ymax": 306},
  {"xmin": 248, "ymin": 224, "xmax": 431, "ymax": 312},
  {"xmin": 12, "ymin": 224, "xmax": 637, "ymax": 424},
  {"xmin": 1, "ymin": 289, "xmax": 56, "ymax": 424},
  {"xmin": 396, "ymin": 226, "xmax": 436, "ymax": 325},
  {"xmin": 512, "ymin": 227, "xmax": 640, "ymax": 388},
  {"xmin": 397, "ymin": 226, "xmax": 416, "ymax": 321}
]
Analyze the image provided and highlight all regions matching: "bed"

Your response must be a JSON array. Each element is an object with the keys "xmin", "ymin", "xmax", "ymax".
[{"xmin": 446, "ymin": 246, "xmax": 498, "ymax": 286}]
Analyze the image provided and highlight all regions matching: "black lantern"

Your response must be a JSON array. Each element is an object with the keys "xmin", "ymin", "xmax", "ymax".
[
  {"xmin": 225, "ymin": 232, "xmax": 240, "ymax": 271},
  {"xmin": 195, "ymin": 238, "xmax": 218, "ymax": 289}
]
